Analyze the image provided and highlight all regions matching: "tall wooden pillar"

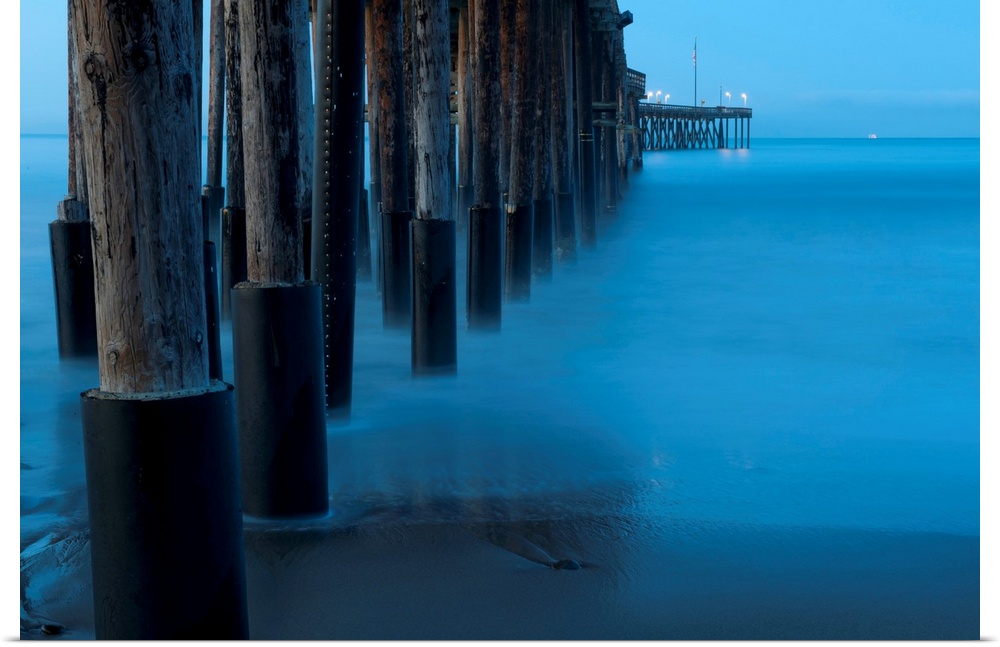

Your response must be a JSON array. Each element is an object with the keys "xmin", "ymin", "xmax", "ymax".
[
  {"xmin": 551, "ymin": 0, "xmax": 577, "ymax": 263},
  {"xmin": 50, "ymin": 0, "xmax": 96, "ymax": 358},
  {"xmin": 499, "ymin": 0, "xmax": 516, "ymax": 197},
  {"xmin": 67, "ymin": 0, "xmax": 87, "ymax": 205},
  {"xmin": 75, "ymin": 5, "xmax": 209, "ymax": 393},
  {"xmin": 532, "ymin": 0, "xmax": 554, "ymax": 280},
  {"xmin": 203, "ymin": 0, "xmax": 226, "ymax": 252},
  {"xmin": 602, "ymin": 35, "xmax": 619, "ymax": 210},
  {"xmin": 233, "ymin": 0, "xmax": 327, "ymax": 519},
  {"xmin": 504, "ymin": 0, "xmax": 538, "ymax": 302},
  {"xmin": 364, "ymin": 3, "xmax": 382, "ymax": 286},
  {"xmin": 374, "ymin": 0, "xmax": 412, "ymax": 329},
  {"xmin": 411, "ymin": 0, "xmax": 457, "ymax": 374},
  {"xmin": 616, "ymin": 75, "xmax": 628, "ymax": 189},
  {"xmin": 456, "ymin": 4, "xmax": 474, "ymax": 233},
  {"xmin": 573, "ymin": 0, "xmax": 597, "ymax": 248},
  {"xmin": 72, "ymin": 0, "xmax": 247, "ymax": 637},
  {"xmin": 467, "ymin": 0, "xmax": 503, "ymax": 330},
  {"xmin": 403, "ymin": 0, "xmax": 417, "ymax": 207},
  {"xmin": 221, "ymin": 0, "xmax": 247, "ymax": 321}
]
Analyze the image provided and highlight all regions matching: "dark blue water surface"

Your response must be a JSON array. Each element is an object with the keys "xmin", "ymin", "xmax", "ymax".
[{"xmin": 19, "ymin": 136, "xmax": 980, "ymax": 638}]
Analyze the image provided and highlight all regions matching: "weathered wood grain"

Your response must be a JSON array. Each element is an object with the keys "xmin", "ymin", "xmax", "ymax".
[
  {"xmin": 505, "ymin": 0, "xmax": 537, "ymax": 208},
  {"xmin": 472, "ymin": 0, "xmax": 500, "ymax": 209},
  {"xmin": 224, "ymin": 0, "xmax": 244, "ymax": 208},
  {"xmin": 550, "ymin": 0, "xmax": 573, "ymax": 196},
  {"xmin": 412, "ymin": 0, "xmax": 452, "ymax": 221},
  {"xmin": 498, "ymin": 0, "xmax": 515, "ymax": 196},
  {"xmin": 239, "ymin": 0, "xmax": 313, "ymax": 283},
  {"xmin": 374, "ymin": 0, "xmax": 409, "ymax": 215},
  {"xmin": 457, "ymin": 5, "xmax": 473, "ymax": 201},
  {"xmin": 533, "ymin": 0, "xmax": 552, "ymax": 202},
  {"xmin": 206, "ymin": 0, "xmax": 225, "ymax": 190},
  {"xmin": 72, "ymin": 0, "xmax": 208, "ymax": 393}
]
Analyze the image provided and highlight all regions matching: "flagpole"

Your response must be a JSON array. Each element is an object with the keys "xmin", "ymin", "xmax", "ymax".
[{"xmin": 693, "ymin": 37, "xmax": 697, "ymax": 106}]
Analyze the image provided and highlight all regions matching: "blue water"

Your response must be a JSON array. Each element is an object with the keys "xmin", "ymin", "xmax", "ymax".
[{"xmin": 19, "ymin": 136, "xmax": 980, "ymax": 637}]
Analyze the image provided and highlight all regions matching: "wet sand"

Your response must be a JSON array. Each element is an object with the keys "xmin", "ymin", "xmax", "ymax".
[{"xmin": 21, "ymin": 493, "xmax": 979, "ymax": 640}]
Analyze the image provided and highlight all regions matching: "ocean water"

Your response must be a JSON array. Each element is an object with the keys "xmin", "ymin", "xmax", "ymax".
[{"xmin": 18, "ymin": 136, "xmax": 980, "ymax": 638}]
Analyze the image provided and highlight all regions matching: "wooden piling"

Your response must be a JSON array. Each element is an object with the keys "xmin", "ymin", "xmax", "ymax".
[
  {"xmin": 628, "ymin": 81, "xmax": 642, "ymax": 168},
  {"xmin": 203, "ymin": 0, "xmax": 226, "ymax": 250},
  {"xmin": 467, "ymin": 0, "xmax": 502, "ymax": 330},
  {"xmin": 66, "ymin": 0, "xmax": 87, "ymax": 205},
  {"xmin": 499, "ymin": 0, "xmax": 516, "ymax": 196},
  {"xmin": 74, "ymin": 1, "xmax": 209, "ymax": 393},
  {"xmin": 364, "ymin": 2, "xmax": 381, "ymax": 285},
  {"xmin": 49, "ymin": 216, "xmax": 96, "ymax": 358},
  {"xmin": 590, "ymin": 30, "xmax": 608, "ymax": 211},
  {"xmin": 600, "ymin": 32, "xmax": 619, "ymax": 212},
  {"xmin": 573, "ymin": 0, "xmax": 598, "ymax": 248},
  {"xmin": 358, "ymin": 181, "xmax": 373, "ymax": 281},
  {"xmin": 532, "ymin": 0, "xmax": 554, "ymax": 280},
  {"xmin": 504, "ymin": 0, "xmax": 539, "ymax": 302},
  {"xmin": 72, "ymin": 0, "xmax": 247, "ymax": 636},
  {"xmin": 234, "ymin": 0, "xmax": 328, "ymax": 518},
  {"xmin": 240, "ymin": 0, "xmax": 311, "ymax": 284},
  {"xmin": 448, "ymin": 71, "xmax": 458, "ymax": 221},
  {"xmin": 374, "ymin": 0, "xmax": 412, "ymax": 329},
  {"xmin": 223, "ymin": 0, "xmax": 245, "ymax": 209},
  {"xmin": 193, "ymin": 0, "xmax": 203, "ymax": 149},
  {"xmin": 411, "ymin": 0, "xmax": 457, "ymax": 374},
  {"xmin": 50, "ymin": 0, "xmax": 96, "ymax": 358},
  {"xmin": 617, "ymin": 78, "xmax": 628, "ymax": 190},
  {"xmin": 551, "ymin": 0, "xmax": 577, "ymax": 262},
  {"xmin": 221, "ymin": 0, "xmax": 246, "ymax": 320},
  {"xmin": 403, "ymin": 0, "xmax": 417, "ymax": 208},
  {"xmin": 471, "ymin": 0, "xmax": 501, "ymax": 210},
  {"xmin": 206, "ymin": 0, "xmax": 225, "ymax": 192},
  {"xmin": 456, "ymin": 5, "xmax": 474, "ymax": 232}
]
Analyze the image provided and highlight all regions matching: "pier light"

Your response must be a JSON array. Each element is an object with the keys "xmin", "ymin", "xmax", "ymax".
[
  {"xmin": 664, "ymin": 94, "xmax": 670, "ymax": 104},
  {"xmin": 741, "ymin": 92, "xmax": 747, "ymax": 106},
  {"xmin": 725, "ymin": 91, "xmax": 731, "ymax": 106},
  {"xmin": 647, "ymin": 91, "xmax": 653, "ymax": 102},
  {"xmin": 655, "ymin": 90, "xmax": 662, "ymax": 103}
]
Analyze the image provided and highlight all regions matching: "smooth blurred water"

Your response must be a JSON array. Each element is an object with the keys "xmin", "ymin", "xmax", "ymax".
[{"xmin": 20, "ymin": 136, "xmax": 979, "ymax": 549}]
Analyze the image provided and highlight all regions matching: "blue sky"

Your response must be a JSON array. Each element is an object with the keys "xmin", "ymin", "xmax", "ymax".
[
  {"xmin": 623, "ymin": 0, "xmax": 980, "ymax": 137},
  {"xmin": 16, "ymin": 0, "xmax": 982, "ymax": 138}
]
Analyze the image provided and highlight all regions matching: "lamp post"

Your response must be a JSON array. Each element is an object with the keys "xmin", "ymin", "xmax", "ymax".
[
  {"xmin": 741, "ymin": 92, "xmax": 747, "ymax": 107},
  {"xmin": 725, "ymin": 91, "xmax": 731, "ymax": 106},
  {"xmin": 647, "ymin": 91, "xmax": 653, "ymax": 102},
  {"xmin": 655, "ymin": 90, "xmax": 662, "ymax": 104},
  {"xmin": 664, "ymin": 94, "xmax": 669, "ymax": 104}
]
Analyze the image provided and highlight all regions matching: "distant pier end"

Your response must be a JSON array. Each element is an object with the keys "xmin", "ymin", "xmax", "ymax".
[{"xmin": 639, "ymin": 102, "xmax": 753, "ymax": 150}]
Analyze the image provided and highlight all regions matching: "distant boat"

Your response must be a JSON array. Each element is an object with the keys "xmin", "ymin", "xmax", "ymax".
[{"xmin": 868, "ymin": 133, "xmax": 878, "ymax": 139}]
